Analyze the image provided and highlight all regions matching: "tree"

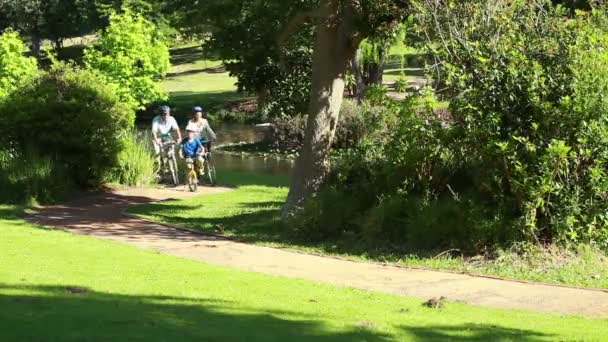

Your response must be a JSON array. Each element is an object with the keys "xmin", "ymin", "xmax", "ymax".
[
  {"xmin": 0, "ymin": 0, "xmax": 100, "ymax": 56},
  {"xmin": 0, "ymin": 30, "xmax": 37, "ymax": 100},
  {"xmin": 84, "ymin": 9, "xmax": 170, "ymax": 110},
  {"xmin": 170, "ymin": 0, "xmax": 317, "ymax": 116},
  {"xmin": 282, "ymin": 0, "xmax": 410, "ymax": 215},
  {"xmin": 350, "ymin": 25, "xmax": 407, "ymax": 99}
]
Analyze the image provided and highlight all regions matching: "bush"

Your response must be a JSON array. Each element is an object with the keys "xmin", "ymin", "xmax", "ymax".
[
  {"xmin": 292, "ymin": 1, "xmax": 608, "ymax": 253},
  {"xmin": 393, "ymin": 77, "xmax": 408, "ymax": 93},
  {"xmin": 106, "ymin": 130, "xmax": 157, "ymax": 187},
  {"xmin": 257, "ymin": 47, "xmax": 312, "ymax": 119},
  {"xmin": 0, "ymin": 149, "xmax": 72, "ymax": 205},
  {"xmin": 421, "ymin": 1, "xmax": 608, "ymax": 246},
  {"xmin": 268, "ymin": 99, "xmax": 371, "ymax": 152},
  {"xmin": 0, "ymin": 30, "xmax": 37, "ymax": 100},
  {"xmin": 0, "ymin": 64, "xmax": 134, "ymax": 190},
  {"xmin": 84, "ymin": 9, "xmax": 170, "ymax": 110}
]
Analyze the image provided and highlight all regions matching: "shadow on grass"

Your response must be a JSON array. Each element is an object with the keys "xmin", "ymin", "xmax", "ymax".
[
  {"xmin": 0, "ymin": 283, "xmax": 555, "ymax": 341},
  {"xmin": 0, "ymin": 206, "xmax": 21, "ymax": 219},
  {"xmin": 169, "ymin": 90, "xmax": 245, "ymax": 113},
  {"xmin": 384, "ymin": 68, "xmax": 426, "ymax": 78},
  {"xmin": 170, "ymin": 46, "xmax": 209, "ymax": 66},
  {"xmin": 218, "ymin": 170, "xmax": 290, "ymax": 188},
  {"xmin": 166, "ymin": 65, "xmax": 227, "ymax": 78},
  {"xmin": 399, "ymin": 325, "xmax": 551, "ymax": 342},
  {"xmin": 0, "ymin": 283, "xmax": 390, "ymax": 341}
]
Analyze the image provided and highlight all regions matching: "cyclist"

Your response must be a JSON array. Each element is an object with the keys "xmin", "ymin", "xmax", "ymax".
[
  {"xmin": 152, "ymin": 105, "xmax": 182, "ymax": 164},
  {"xmin": 187, "ymin": 106, "xmax": 216, "ymax": 151},
  {"xmin": 179, "ymin": 124, "xmax": 207, "ymax": 177}
]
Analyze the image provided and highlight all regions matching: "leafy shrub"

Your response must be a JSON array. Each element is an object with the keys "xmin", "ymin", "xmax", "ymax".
[
  {"xmin": 106, "ymin": 130, "xmax": 157, "ymax": 187},
  {"xmin": 0, "ymin": 64, "xmax": 133, "ymax": 189},
  {"xmin": 268, "ymin": 99, "xmax": 370, "ymax": 152},
  {"xmin": 393, "ymin": 77, "xmax": 408, "ymax": 93},
  {"xmin": 0, "ymin": 30, "xmax": 37, "ymax": 100},
  {"xmin": 421, "ymin": 1, "xmax": 608, "ymax": 246},
  {"xmin": 254, "ymin": 47, "xmax": 312, "ymax": 119},
  {"xmin": 293, "ymin": 1, "xmax": 608, "ymax": 252},
  {"xmin": 0, "ymin": 148, "xmax": 72, "ymax": 205},
  {"xmin": 84, "ymin": 9, "xmax": 170, "ymax": 110}
]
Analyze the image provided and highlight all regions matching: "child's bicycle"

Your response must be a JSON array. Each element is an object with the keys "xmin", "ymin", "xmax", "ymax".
[{"xmin": 185, "ymin": 150, "xmax": 216, "ymax": 192}]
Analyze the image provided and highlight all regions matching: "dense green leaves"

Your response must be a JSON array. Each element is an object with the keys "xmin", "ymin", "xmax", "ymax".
[
  {"xmin": 418, "ymin": 0, "xmax": 608, "ymax": 246},
  {"xmin": 0, "ymin": 0, "xmax": 101, "ymax": 51},
  {"xmin": 84, "ymin": 9, "xmax": 170, "ymax": 110},
  {"xmin": 0, "ymin": 30, "xmax": 37, "ymax": 100},
  {"xmin": 0, "ymin": 65, "xmax": 134, "ymax": 188}
]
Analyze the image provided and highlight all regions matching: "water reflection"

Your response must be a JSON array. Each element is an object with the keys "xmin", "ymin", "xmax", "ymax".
[
  {"xmin": 212, "ymin": 122, "xmax": 292, "ymax": 176},
  {"xmin": 138, "ymin": 121, "xmax": 292, "ymax": 176},
  {"xmin": 214, "ymin": 153, "xmax": 293, "ymax": 175}
]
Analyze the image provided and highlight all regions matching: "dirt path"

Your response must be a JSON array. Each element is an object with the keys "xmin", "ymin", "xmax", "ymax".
[{"xmin": 27, "ymin": 187, "xmax": 608, "ymax": 317}]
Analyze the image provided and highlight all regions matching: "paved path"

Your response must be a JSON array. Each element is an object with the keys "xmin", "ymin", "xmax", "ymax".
[{"xmin": 27, "ymin": 188, "xmax": 608, "ymax": 317}]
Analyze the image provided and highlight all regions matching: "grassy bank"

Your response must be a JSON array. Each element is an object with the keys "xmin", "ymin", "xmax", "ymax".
[
  {"xmin": 163, "ymin": 45, "xmax": 249, "ymax": 116},
  {"xmin": 129, "ymin": 171, "xmax": 608, "ymax": 290},
  {"xmin": 1, "ymin": 206, "xmax": 607, "ymax": 341}
]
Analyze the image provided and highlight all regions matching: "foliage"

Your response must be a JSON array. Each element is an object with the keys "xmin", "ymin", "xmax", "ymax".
[
  {"xmin": 170, "ymin": 0, "xmax": 316, "ymax": 118},
  {"xmin": 0, "ymin": 0, "xmax": 101, "ymax": 50},
  {"xmin": 0, "ymin": 30, "xmax": 37, "ymax": 100},
  {"xmin": 393, "ymin": 77, "xmax": 409, "ymax": 93},
  {"xmin": 84, "ymin": 9, "xmax": 170, "ymax": 110},
  {"xmin": 256, "ymin": 46, "xmax": 313, "ymax": 118},
  {"xmin": 106, "ymin": 130, "xmax": 157, "ymax": 187},
  {"xmin": 291, "ymin": 1, "xmax": 608, "ymax": 252},
  {"xmin": 0, "ymin": 64, "xmax": 133, "ymax": 189},
  {"xmin": 268, "ymin": 99, "xmax": 371, "ymax": 152},
  {"xmin": 0, "ymin": 149, "xmax": 72, "ymax": 204},
  {"xmin": 419, "ymin": 1, "xmax": 608, "ymax": 247}
]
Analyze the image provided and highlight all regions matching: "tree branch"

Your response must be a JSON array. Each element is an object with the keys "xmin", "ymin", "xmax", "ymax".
[{"xmin": 276, "ymin": 10, "xmax": 319, "ymax": 48}]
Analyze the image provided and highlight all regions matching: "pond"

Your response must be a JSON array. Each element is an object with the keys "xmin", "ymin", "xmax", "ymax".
[
  {"xmin": 138, "ymin": 120, "xmax": 293, "ymax": 177},
  {"xmin": 213, "ymin": 122, "xmax": 293, "ymax": 176}
]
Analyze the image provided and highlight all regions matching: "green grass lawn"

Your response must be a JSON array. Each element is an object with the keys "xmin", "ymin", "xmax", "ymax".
[
  {"xmin": 163, "ymin": 45, "xmax": 248, "ymax": 116},
  {"xmin": 1, "ymin": 206, "xmax": 607, "ymax": 341},
  {"xmin": 130, "ymin": 171, "xmax": 608, "ymax": 290}
]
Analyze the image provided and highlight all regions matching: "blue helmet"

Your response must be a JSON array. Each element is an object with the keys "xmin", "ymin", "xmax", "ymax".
[
  {"xmin": 192, "ymin": 106, "xmax": 203, "ymax": 113},
  {"xmin": 160, "ymin": 105, "xmax": 171, "ymax": 114}
]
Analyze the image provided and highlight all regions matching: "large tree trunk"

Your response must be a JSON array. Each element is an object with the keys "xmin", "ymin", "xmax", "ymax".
[
  {"xmin": 350, "ymin": 53, "xmax": 366, "ymax": 101},
  {"xmin": 30, "ymin": 33, "xmax": 42, "ymax": 59},
  {"xmin": 364, "ymin": 46, "xmax": 387, "ymax": 86},
  {"xmin": 282, "ymin": 0, "xmax": 359, "ymax": 216}
]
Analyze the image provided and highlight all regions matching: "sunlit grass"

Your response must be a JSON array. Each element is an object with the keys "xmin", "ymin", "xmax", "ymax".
[{"xmin": 1, "ymin": 206, "xmax": 607, "ymax": 341}]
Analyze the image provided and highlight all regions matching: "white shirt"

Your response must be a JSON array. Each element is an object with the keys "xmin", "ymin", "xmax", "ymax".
[{"xmin": 152, "ymin": 115, "xmax": 179, "ymax": 137}]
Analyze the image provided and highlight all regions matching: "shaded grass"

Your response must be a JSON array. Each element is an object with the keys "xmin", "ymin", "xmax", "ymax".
[
  {"xmin": 163, "ymin": 45, "xmax": 249, "ymax": 115},
  {"xmin": 130, "ymin": 171, "xmax": 608, "ymax": 290},
  {"xmin": 1, "ymin": 206, "xmax": 607, "ymax": 341}
]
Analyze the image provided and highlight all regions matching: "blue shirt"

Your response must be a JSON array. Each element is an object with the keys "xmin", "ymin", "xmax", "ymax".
[{"xmin": 181, "ymin": 138, "xmax": 205, "ymax": 158}]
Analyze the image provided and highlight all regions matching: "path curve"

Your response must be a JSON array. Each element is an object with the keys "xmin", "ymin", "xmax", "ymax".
[{"xmin": 27, "ymin": 187, "xmax": 608, "ymax": 317}]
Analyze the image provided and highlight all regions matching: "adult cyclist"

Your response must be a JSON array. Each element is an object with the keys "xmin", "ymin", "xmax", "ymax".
[
  {"xmin": 152, "ymin": 105, "xmax": 182, "ymax": 164},
  {"xmin": 187, "ymin": 106, "xmax": 217, "ymax": 151}
]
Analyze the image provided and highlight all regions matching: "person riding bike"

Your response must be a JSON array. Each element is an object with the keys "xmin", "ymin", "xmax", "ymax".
[
  {"xmin": 179, "ymin": 124, "xmax": 207, "ymax": 177},
  {"xmin": 187, "ymin": 106, "xmax": 216, "ymax": 151},
  {"xmin": 152, "ymin": 105, "xmax": 182, "ymax": 164}
]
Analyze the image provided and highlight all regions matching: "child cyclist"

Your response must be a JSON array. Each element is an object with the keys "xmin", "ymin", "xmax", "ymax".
[{"xmin": 179, "ymin": 123, "xmax": 207, "ymax": 176}]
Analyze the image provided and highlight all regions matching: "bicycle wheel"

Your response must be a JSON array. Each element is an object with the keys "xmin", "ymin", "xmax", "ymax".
[
  {"xmin": 188, "ymin": 170, "xmax": 198, "ymax": 192},
  {"xmin": 168, "ymin": 156, "xmax": 179, "ymax": 186},
  {"xmin": 205, "ymin": 155, "xmax": 216, "ymax": 186}
]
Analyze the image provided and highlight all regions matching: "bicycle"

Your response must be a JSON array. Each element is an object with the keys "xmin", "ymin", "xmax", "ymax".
[
  {"xmin": 159, "ymin": 139, "xmax": 179, "ymax": 186},
  {"xmin": 185, "ymin": 156, "xmax": 200, "ymax": 192},
  {"xmin": 200, "ymin": 149, "xmax": 216, "ymax": 186}
]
